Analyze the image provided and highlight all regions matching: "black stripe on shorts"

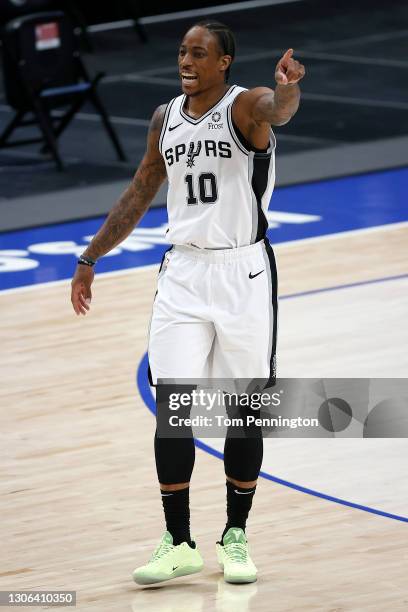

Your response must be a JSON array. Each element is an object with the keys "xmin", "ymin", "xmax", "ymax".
[{"xmin": 264, "ymin": 237, "xmax": 278, "ymax": 387}]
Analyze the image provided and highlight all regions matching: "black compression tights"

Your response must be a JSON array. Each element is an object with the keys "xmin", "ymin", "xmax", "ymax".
[
  {"xmin": 154, "ymin": 384, "xmax": 195, "ymax": 484},
  {"xmin": 223, "ymin": 397, "xmax": 263, "ymax": 481},
  {"xmin": 154, "ymin": 385, "xmax": 263, "ymax": 485}
]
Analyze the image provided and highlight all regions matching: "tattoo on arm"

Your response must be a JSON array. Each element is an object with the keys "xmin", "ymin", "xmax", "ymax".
[
  {"xmin": 255, "ymin": 84, "xmax": 300, "ymax": 126},
  {"xmin": 83, "ymin": 106, "xmax": 167, "ymax": 261}
]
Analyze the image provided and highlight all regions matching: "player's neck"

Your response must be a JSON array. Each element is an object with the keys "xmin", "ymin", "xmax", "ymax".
[{"xmin": 184, "ymin": 83, "xmax": 230, "ymax": 119}]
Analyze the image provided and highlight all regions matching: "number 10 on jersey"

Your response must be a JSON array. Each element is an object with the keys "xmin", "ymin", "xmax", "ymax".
[{"xmin": 185, "ymin": 173, "xmax": 218, "ymax": 205}]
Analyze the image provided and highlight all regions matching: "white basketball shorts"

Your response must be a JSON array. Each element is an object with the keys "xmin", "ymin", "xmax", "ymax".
[{"xmin": 147, "ymin": 238, "xmax": 278, "ymax": 385}]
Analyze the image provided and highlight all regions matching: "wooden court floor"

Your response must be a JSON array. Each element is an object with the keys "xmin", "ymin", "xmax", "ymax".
[{"xmin": 1, "ymin": 224, "xmax": 407, "ymax": 611}]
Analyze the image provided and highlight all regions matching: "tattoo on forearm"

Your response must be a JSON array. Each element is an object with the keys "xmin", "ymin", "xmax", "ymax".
[
  {"xmin": 274, "ymin": 83, "xmax": 300, "ymax": 117},
  {"xmin": 83, "ymin": 106, "xmax": 167, "ymax": 261},
  {"xmin": 257, "ymin": 84, "xmax": 300, "ymax": 126}
]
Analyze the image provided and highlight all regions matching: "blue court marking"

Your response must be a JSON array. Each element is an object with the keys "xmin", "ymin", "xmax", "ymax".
[
  {"xmin": 136, "ymin": 273, "xmax": 408, "ymax": 524},
  {"xmin": 281, "ymin": 272, "xmax": 408, "ymax": 300},
  {"xmin": 1, "ymin": 166, "xmax": 407, "ymax": 291}
]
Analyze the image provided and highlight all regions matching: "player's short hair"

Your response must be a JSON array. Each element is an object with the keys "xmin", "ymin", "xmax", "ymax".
[{"xmin": 193, "ymin": 20, "xmax": 236, "ymax": 82}]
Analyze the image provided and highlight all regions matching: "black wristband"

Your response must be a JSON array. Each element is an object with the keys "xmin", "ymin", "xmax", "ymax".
[{"xmin": 78, "ymin": 255, "xmax": 96, "ymax": 267}]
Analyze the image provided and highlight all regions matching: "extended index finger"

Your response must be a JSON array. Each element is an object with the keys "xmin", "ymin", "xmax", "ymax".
[{"xmin": 280, "ymin": 48, "xmax": 294, "ymax": 66}]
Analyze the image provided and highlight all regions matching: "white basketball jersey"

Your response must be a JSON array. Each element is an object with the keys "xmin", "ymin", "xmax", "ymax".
[{"xmin": 159, "ymin": 85, "xmax": 276, "ymax": 249}]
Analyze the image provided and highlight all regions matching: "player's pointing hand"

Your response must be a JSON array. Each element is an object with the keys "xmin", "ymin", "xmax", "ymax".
[{"xmin": 275, "ymin": 49, "xmax": 305, "ymax": 85}]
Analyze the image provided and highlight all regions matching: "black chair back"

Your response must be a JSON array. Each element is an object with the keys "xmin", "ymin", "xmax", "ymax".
[
  {"xmin": 0, "ymin": 8, "xmax": 126, "ymax": 169},
  {"xmin": 2, "ymin": 11, "xmax": 79, "ymax": 109},
  {"xmin": 0, "ymin": 0, "xmax": 56, "ymax": 24}
]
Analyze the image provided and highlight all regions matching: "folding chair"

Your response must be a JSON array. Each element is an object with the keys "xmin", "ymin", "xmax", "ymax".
[{"xmin": 0, "ymin": 11, "xmax": 127, "ymax": 169}]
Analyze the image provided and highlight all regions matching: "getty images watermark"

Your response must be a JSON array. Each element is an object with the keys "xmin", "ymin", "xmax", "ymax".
[
  {"xmin": 154, "ymin": 378, "xmax": 408, "ymax": 438},
  {"xmin": 166, "ymin": 388, "xmax": 318, "ymax": 430}
]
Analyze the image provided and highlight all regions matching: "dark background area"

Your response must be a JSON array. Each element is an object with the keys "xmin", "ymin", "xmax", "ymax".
[
  {"xmin": 80, "ymin": 0, "xmax": 243, "ymax": 22},
  {"xmin": 28, "ymin": 0, "xmax": 406, "ymax": 25},
  {"xmin": 0, "ymin": 0, "xmax": 407, "ymax": 228}
]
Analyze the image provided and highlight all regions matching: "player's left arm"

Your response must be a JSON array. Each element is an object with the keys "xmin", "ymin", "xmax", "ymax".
[{"xmin": 236, "ymin": 49, "xmax": 305, "ymax": 127}]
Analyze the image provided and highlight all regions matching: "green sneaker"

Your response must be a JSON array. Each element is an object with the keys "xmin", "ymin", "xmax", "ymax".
[
  {"xmin": 216, "ymin": 528, "xmax": 257, "ymax": 584},
  {"xmin": 132, "ymin": 531, "xmax": 204, "ymax": 585}
]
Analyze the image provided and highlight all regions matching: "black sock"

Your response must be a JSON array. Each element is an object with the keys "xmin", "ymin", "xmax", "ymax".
[
  {"xmin": 221, "ymin": 480, "xmax": 256, "ymax": 543},
  {"xmin": 160, "ymin": 486, "xmax": 193, "ymax": 546}
]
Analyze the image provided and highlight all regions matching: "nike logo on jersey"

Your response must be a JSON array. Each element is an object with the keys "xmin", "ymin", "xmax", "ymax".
[
  {"xmin": 249, "ymin": 270, "xmax": 264, "ymax": 279},
  {"xmin": 172, "ymin": 566, "xmax": 179, "ymax": 571},
  {"xmin": 168, "ymin": 123, "xmax": 183, "ymax": 131}
]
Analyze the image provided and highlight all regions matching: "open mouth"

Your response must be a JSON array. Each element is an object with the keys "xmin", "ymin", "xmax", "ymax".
[{"xmin": 181, "ymin": 73, "xmax": 198, "ymax": 83}]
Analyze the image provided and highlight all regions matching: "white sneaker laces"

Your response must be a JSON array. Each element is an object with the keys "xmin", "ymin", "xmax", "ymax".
[
  {"xmin": 224, "ymin": 542, "xmax": 248, "ymax": 563},
  {"xmin": 151, "ymin": 542, "xmax": 173, "ymax": 562}
]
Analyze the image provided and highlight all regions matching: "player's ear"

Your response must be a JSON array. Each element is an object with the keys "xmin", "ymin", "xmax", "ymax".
[{"xmin": 219, "ymin": 54, "xmax": 232, "ymax": 75}]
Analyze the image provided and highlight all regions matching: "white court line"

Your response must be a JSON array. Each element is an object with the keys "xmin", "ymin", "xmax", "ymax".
[
  {"xmin": 1, "ymin": 221, "xmax": 407, "ymax": 296},
  {"xmin": 230, "ymin": 48, "xmax": 408, "ymax": 69},
  {"xmin": 0, "ymin": 263, "xmax": 160, "ymax": 296},
  {"xmin": 2, "ymin": 109, "xmax": 334, "ymax": 155},
  {"xmin": 2, "ymin": 87, "xmax": 403, "ymax": 128},
  {"xmin": 0, "ymin": 101, "xmax": 353, "ymax": 138},
  {"xmin": 318, "ymin": 28, "xmax": 408, "ymax": 51},
  {"xmin": 61, "ymin": 92, "xmax": 408, "ymax": 115},
  {"xmin": 0, "ymin": 146, "xmax": 136, "ymax": 170},
  {"xmin": 101, "ymin": 70, "xmax": 408, "ymax": 111},
  {"xmin": 273, "ymin": 133, "xmax": 338, "ymax": 144},
  {"xmin": 141, "ymin": 0, "xmax": 302, "ymax": 23},
  {"xmin": 2, "ymin": 88, "xmax": 407, "ymax": 117},
  {"xmin": 70, "ymin": 111, "xmax": 150, "ymax": 127},
  {"xmin": 0, "ymin": 104, "xmax": 150, "ymax": 128},
  {"xmin": 102, "ymin": 74, "xmax": 180, "ymax": 87},
  {"xmin": 88, "ymin": 0, "xmax": 302, "ymax": 32},
  {"xmin": 292, "ymin": 49, "xmax": 408, "ymax": 69},
  {"xmin": 100, "ymin": 74, "xmax": 408, "ymax": 113},
  {"xmin": 88, "ymin": 19, "xmax": 134, "ymax": 33},
  {"xmin": 0, "ymin": 150, "xmax": 135, "ymax": 171},
  {"xmin": 301, "ymin": 92, "xmax": 408, "ymax": 111},
  {"xmin": 118, "ymin": 64, "xmax": 179, "ymax": 77},
  {"xmin": 273, "ymin": 221, "xmax": 408, "ymax": 249},
  {"xmin": 102, "ymin": 47, "xmax": 408, "ymax": 83}
]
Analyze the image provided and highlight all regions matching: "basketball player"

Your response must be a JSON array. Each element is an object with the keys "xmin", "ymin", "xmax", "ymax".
[{"xmin": 71, "ymin": 22, "xmax": 305, "ymax": 585}]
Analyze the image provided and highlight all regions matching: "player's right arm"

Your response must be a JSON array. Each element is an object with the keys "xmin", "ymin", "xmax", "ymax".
[{"xmin": 71, "ymin": 104, "xmax": 167, "ymax": 315}]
